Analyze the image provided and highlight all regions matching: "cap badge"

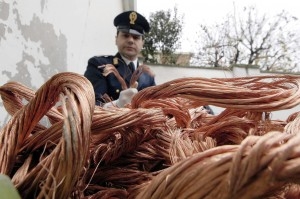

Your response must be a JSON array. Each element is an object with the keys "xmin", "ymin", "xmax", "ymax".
[{"xmin": 129, "ymin": 12, "xmax": 137, "ymax": 25}]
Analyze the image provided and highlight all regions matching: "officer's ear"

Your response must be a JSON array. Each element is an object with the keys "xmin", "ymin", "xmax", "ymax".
[{"xmin": 115, "ymin": 31, "xmax": 119, "ymax": 44}]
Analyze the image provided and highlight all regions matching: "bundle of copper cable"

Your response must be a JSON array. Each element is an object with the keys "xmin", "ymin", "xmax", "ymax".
[
  {"xmin": 1, "ymin": 72, "xmax": 300, "ymax": 198},
  {"xmin": 0, "ymin": 72, "xmax": 95, "ymax": 198}
]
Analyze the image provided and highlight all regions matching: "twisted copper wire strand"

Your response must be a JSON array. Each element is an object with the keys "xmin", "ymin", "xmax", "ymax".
[
  {"xmin": 135, "ymin": 130, "xmax": 300, "ymax": 199},
  {"xmin": 131, "ymin": 75, "xmax": 300, "ymax": 111},
  {"xmin": 0, "ymin": 72, "xmax": 95, "ymax": 198},
  {"xmin": 1, "ymin": 73, "xmax": 300, "ymax": 198},
  {"xmin": 0, "ymin": 82, "xmax": 65, "ymax": 152},
  {"xmin": 130, "ymin": 64, "xmax": 155, "ymax": 88},
  {"xmin": 102, "ymin": 63, "xmax": 155, "ymax": 90},
  {"xmin": 90, "ymin": 107, "xmax": 168, "ymax": 164},
  {"xmin": 101, "ymin": 64, "xmax": 128, "ymax": 90}
]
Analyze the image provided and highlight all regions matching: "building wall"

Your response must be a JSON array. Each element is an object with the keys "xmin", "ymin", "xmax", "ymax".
[{"xmin": 0, "ymin": 0, "xmax": 136, "ymax": 127}]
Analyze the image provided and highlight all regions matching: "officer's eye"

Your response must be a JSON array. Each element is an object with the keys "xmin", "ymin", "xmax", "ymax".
[
  {"xmin": 132, "ymin": 35, "xmax": 141, "ymax": 40},
  {"xmin": 122, "ymin": 33, "xmax": 141, "ymax": 40}
]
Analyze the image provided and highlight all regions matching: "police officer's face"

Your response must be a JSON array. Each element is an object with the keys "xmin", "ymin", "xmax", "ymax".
[{"xmin": 115, "ymin": 31, "xmax": 144, "ymax": 60}]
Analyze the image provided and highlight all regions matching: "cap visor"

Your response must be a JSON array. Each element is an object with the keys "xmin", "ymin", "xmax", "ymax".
[{"xmin": 119, "ymin": 28, "xmax": 143, "ymax": 36}]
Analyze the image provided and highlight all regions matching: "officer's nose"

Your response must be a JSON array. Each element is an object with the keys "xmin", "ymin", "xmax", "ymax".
[{"xmin": 127, "ymin": 35, "xmax": 134, "ymax": 43}]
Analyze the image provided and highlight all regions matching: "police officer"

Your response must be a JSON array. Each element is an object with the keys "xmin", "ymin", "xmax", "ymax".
[{"xmin": 84, "ymin": 11, "xmax": 156, "ymax": 107}]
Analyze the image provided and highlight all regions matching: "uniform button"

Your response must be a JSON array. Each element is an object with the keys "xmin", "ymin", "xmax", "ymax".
[{"xmin": 116, "ymin": 89, "xmax": 120, "ymax": 93}]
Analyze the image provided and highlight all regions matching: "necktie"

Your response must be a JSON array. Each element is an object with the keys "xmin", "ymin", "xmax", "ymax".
[{"xmin": 128, "ymin": 62, "xmax": 135, "ymax": 73}]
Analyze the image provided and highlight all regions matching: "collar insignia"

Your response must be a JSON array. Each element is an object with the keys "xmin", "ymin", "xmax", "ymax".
[{"xmin": 113, "ymin": 57, "xmax": 118, "ymax": 65}]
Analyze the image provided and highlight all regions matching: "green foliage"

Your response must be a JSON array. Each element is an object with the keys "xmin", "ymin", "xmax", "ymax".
[{"xmin": 141, "ymin": 7, "xmax": 183, "ymax": 65}]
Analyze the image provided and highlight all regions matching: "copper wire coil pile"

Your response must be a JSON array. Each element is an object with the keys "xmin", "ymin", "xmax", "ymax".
[{"xmin": 1, "ymin": 72, "xmax": 300, "ymax": 198}]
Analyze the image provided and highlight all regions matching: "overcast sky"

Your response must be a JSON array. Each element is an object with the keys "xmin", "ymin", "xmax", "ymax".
[{"xmin": 137, "ymin": 0, "xmax": 300, "ymax": 52}]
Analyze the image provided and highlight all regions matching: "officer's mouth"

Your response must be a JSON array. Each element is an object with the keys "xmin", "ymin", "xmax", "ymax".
[{"xmin": 125, "ymin": 47, "xmax": 135, "ymax": 51}]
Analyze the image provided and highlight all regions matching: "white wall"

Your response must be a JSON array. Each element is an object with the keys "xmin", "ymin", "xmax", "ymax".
[
  {"xmin": 0, "ymin": 0, "xmax": 123, "ymax": 85},
  {"xmin": 0, "ymin": 0, "xmax": 136, "ymax": 127}
]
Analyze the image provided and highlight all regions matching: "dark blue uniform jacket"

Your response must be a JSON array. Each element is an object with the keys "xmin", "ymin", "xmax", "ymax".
[{"xmin": 84, "ymin": 53, "xmax": 156, "ymax": 105}]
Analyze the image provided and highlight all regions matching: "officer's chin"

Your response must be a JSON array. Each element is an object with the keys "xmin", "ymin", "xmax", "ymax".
[{"xmin": 124, "ymin": 50, "xmax": 136, "ymax": 56}]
